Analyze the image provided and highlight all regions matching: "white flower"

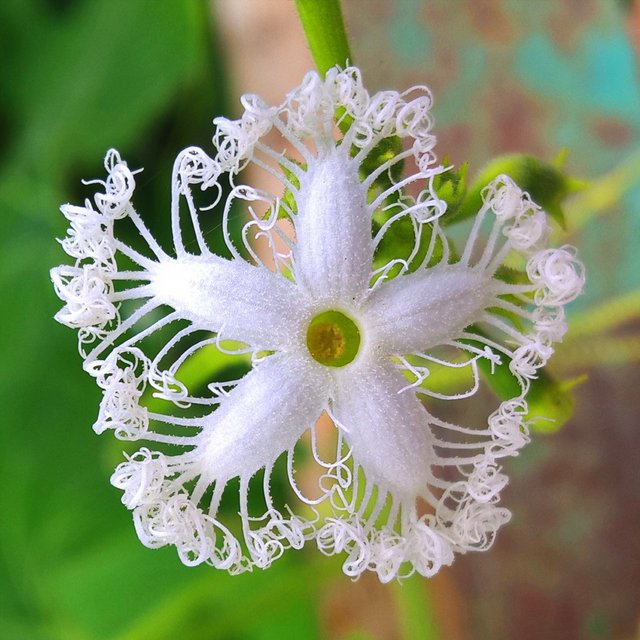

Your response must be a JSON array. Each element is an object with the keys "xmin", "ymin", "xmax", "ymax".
[{"xmin": 51, "ymin": 67, "xmax": 584, "ymax": 581}]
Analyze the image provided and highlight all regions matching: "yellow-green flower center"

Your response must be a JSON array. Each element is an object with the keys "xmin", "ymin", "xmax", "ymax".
[{"xmin": 306, "ymin": 310, "xmax": 361, "ymax": 367}]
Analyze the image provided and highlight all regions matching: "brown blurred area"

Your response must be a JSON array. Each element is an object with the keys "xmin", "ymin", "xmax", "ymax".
[{"xmin": 213, "ymin": 1, "xmax": 640, "ymax": 638}]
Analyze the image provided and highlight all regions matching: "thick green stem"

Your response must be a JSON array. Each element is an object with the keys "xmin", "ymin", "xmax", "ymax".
[{"xmin": 294, "ymin": 0, "xmax": 352, "ymax": 75}]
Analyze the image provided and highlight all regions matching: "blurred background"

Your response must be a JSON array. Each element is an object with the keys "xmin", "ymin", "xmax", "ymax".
[{"xmin": 1, "ymin": 0, "xmax": 639, "ymax": 638}]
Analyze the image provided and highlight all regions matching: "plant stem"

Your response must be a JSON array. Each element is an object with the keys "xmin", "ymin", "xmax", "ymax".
[
  {"xmin": 391, "ymin": 577, "xmax": 440, "ymax": 640},
  {"xmin": 294, "ymin": 0, "xmax": 352, "ymax": 75}
]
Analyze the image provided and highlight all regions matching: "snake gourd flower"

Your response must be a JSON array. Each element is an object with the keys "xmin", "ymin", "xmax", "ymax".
[{"xmin": 51, "ymin": 67, "xmax": 584, "ymax": 581}]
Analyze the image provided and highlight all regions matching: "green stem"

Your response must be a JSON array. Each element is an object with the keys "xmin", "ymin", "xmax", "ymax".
[
  {"xmin": 294, "ymin": 0, "xmax": 352, "ymax": 75},
  {"xmin": 391, "ymin": 577, "xmax": 440, "ymax": 640}
]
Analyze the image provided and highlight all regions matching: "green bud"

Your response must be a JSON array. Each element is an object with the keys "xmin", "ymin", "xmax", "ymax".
[
  {"xmin": 526, "ymin": 373, "xmax": 586, "ymax": 433},
  {"xmin": 445, "ymin": 153, "xmax": 586, "ymax": 229},
  {"xmin": 475, "ymin": 351, "xmax": 584, "ymax": 433}
]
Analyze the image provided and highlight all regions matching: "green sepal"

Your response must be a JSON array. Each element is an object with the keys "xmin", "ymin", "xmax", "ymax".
[
  {"xmin": 444, "ymin": 153, "xmax": 586, "ymax": 229},
  {"xmin": 275, "ymin": 160, "xmax": 304, "ymax": 219},
  {"xmin": 358, "ymin": 135, "xmax": 404, "ymax": 192},
  {"xmin": 372, "ymin": 207, "xmax": 450, "ymax": 278},
  {"xmin": 489, "ymin": 266, "xmax": 533, "ymax": 333}
]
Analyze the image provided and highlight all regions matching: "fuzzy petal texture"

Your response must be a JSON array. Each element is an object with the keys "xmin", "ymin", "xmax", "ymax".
[
  {"xmin": 365, "ymin": 265, "xmax": 495, "ymax": 355},
  {"xmin": 331, "ymin": 358, "xmax": 435, "ymax": 496},
  {"xmin": 197, "ymin": 353, "xmax": 330, "ymax": 483},
  {"xmin": 150, "ymin": 254, "xmax": 307, "ymax": 351},
  {"xmin": 292, "ymin": 147, "xmax": 373, "ymax": 304}
]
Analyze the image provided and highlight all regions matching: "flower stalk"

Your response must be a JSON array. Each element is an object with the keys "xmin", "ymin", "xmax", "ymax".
[{"xmin": 294, "ymin": 0, "xmax": 352, "ymax": 75}]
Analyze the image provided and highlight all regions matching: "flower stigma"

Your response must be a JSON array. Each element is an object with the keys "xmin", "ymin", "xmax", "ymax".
[{"xmin": 306, "ymin": 309, "xmax": 361, "ymax": 367}]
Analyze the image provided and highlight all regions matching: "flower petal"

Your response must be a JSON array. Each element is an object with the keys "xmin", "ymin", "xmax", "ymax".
[
  {"xmin": 331, "ymin": 358, "xmax": 435, "ymax": 497},
  {"xmin": 365, "ymin": 264, "xmax": 495, "ymax": 355},
  {"xmin": 293, "ymin": 147, "xmax": 373, "ymax": 304},
  {"xmin": 197, "ymin": 353, "xmax": 330, "ymax": 484},
  {"xmin": 149, "ymin": 254, "xmax": 307, "ymax": 351}
]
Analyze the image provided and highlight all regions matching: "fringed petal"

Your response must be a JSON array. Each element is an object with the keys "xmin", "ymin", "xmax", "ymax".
[
  {"xmin": 109, "ymin": 353, "xmax": 330, "ymax": 572},
  {"xmin": 196, "ymin": 353, "xmax": 330, "ymax": 483},
  {"xmin": 53, "ymin": 68, "xmax": 585, "ymax": 583},
  {"xmin": 149, "ymin": 254, "xmax": 307, "ymax": 351},
  {"xmin": 292, "ymin": 147, "xmax": 374, "ymax": 303},
  {"xmin": 365, "ymin": 264, "xmax": 495, "ymax": 355},
  {"xmin": 330, "ymin": 358, "xmax": 434, "ymax": 496}
]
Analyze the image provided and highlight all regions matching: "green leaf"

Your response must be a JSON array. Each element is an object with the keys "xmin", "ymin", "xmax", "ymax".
[
  {"xmin": 0, "ymin": 2, "xmax": 220, "ymax": 637},
  {"xmin": 5, "ymin": 0, "xmax": 208, "ymax": 180},
  {"xmin": 112, "ymin": 554, "xmax": 338, "ymax": 640}
]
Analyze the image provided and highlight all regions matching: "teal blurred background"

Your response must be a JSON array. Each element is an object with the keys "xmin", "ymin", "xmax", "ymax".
[{"xmin": 1, "ymin": 1, "xmax": 639, "ymax": 638}]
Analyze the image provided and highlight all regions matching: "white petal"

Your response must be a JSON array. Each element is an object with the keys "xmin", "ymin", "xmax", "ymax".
[
  {"xmin": 149, "ymin": 254, "xmax": 306, "ymax": 351},
  {"xmin": 293, "ymin": 147, "xmax": 373, "ymax": 304},
  {"xmin": 197, "ymin": 353, "xmax": 329, "ymax": 483},
  {"xmin": 365, "ymin": 264, "xmax": 495, "ymax": 355},
  {"xmin": 331, "ymin": 358, "xmax": 434, "ymax": 496}
]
